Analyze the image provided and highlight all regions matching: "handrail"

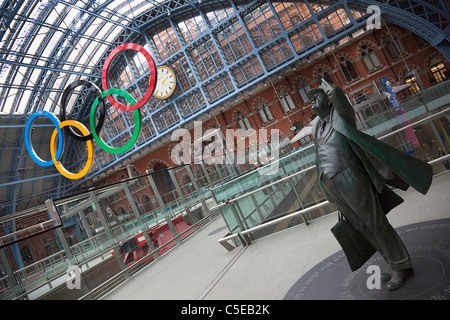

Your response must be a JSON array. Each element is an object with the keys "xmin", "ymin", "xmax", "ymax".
[
  {"xmin": 11, "ymin": 207, "xmax": 222, "ymax": 300},
  {"xmin": 210, "ymin": 165, "xmax": 315, "ymax": 210},
  {"xmin": 374, "ymin": 107, "xmax": 449, "ymax": 140},
  {"xmin": 210, "ymin": 144, "xmax": 315, "ymax": 192},
  {"xmin": 217, "ymin": 154, "xmax": 450, "ymax": 246},
  {"xmin": 212, "ymin": 107, "xmax": 450, "ymax": 209},
  {"xmin": 78, "ymin": 207, "xmax": 222, "ymax": 300}
]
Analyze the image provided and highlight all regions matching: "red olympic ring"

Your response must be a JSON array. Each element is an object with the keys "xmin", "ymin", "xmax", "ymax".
[{"xmin": 102, "ymin": 43, "xmax": 157, "ymax": 111}]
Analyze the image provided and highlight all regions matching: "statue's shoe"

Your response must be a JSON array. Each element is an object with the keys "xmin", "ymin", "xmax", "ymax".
[
  {"xmin": 386, "ymin": 268, "xmax": 412, "ymax": 290},
  {"xmin": 381, "ymin": 271, "xmax": 391, "ymax": 281}
]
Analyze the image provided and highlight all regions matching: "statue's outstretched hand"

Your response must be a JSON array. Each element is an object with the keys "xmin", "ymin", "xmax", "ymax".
[{"xmin": 320, "ymin": 79, "xmax": 337, "ymax": 95}]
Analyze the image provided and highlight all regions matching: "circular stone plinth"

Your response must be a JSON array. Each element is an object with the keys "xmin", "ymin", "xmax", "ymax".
[{"xmin": 284, "ymin": 219, "xmax": 450, "ymax": 300}]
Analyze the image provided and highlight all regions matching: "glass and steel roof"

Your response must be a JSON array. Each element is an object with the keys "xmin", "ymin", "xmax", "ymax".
[
  {"xmin": 0, "ymin": 0, "xmax": 170, "ymax": 115},
  {"xmin": 0, "ymin": 0, "xmax": 196, "ymax": 214}
]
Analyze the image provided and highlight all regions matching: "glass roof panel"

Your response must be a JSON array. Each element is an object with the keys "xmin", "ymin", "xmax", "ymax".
[
  {"xmin": 16, "ymin": 90, "xmax": 31, "ymax": 114},
  {"xmin": 3, "ymin": 90, "xmax": 17, "ymax": 114},
  {"xmin": 41, "ymin": 29, "xmax": 63, "ymax": 58},
  {"xmin": 90, "ymin": 43, "xmax": 109, "ymax": 68},
  {"xmin": 86, "ymin": 18, "xmax": 109, "ymax": 42},
  {"xmin": 45, "ymin": 5, "xmax": 60, "ymax": 25},
  {"xmin": 104, "ymin": 25, "xmax": 123, "ymax": 45},
  {"xmin": 62, "ymin": 73, "xmax": 80, "ymax": 115},
  {"xmin": 0, "ymin": 0, "xmax": 172, "ymax": 115},
  {"xmin": 132, "ymin": 2, "xmax": 155, "ymax": 17}
]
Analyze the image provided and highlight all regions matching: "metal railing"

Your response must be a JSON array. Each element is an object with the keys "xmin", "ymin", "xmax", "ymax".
[
  {"xmin": 218, "ymin": 153, "xmax": 450, "ymax": 250},
  {"xmin": 216, "ymin": 107, "xmax": 450, "ymax": 249},
  {"xmin": 78, "ymin": 207, "xmax": 222, "ymax": 300}
]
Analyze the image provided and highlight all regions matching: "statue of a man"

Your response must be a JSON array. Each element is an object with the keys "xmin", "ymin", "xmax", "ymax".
[{"xmin": 308, "ymin": 80, "xmax": 432, "ymax": 290}]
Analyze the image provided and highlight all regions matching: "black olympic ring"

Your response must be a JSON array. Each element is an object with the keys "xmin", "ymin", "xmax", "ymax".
[{"xmin": 60, "ymin": 80, "xmax": 106, "ymax": 142}]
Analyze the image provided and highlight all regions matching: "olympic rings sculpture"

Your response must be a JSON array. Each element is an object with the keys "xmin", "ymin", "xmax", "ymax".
[{"xmin": 24, "ymin": 43, "xmax": 157, "ymax": 180}]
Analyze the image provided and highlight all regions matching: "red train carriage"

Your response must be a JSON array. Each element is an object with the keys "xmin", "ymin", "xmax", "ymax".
[{"xmin": 116, "ymin": 215, "xmax": 196, "ymax": 267}]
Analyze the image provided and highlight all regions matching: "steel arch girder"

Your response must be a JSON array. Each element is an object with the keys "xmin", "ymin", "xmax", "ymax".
[{"xmin": 350, "ymin": 0, "xmax": 450, "ymax": 52}]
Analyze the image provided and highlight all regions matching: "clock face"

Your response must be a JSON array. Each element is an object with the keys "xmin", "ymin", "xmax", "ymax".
[{"xmin": 153, "ymin": 66, "xmax": 176, "ymax": 99}]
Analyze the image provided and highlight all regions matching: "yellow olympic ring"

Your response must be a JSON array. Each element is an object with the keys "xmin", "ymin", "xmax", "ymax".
[{"xmin": 50, "ymin": 120, "xmax": 94, "ymax": 180}]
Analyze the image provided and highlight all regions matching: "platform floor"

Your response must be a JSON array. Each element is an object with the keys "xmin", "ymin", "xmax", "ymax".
[{"xmin": 102, "ymin": 172, "xmax": 450, "ymax": 300}]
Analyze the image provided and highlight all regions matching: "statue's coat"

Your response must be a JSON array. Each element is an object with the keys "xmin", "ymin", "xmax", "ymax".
[{"xmin": 310, "ymin": 86, "xmax": 432, "ymax": 214}]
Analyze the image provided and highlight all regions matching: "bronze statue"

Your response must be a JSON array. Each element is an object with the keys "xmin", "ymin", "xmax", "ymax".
[{"xmin": 308, "ymin": 80, "xmax": 433, "ymax": 290}]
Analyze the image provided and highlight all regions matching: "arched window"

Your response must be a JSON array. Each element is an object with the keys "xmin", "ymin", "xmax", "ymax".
[
  {"xmin": 21, "ymin": 246, "xmax": 34, "ymax": 266},
  {"xmin": 42, "ymin": 237, "xmax": 59, "ymax": 256},
  {"xmin": 385, "ymin": 35, "xmax": 405, "ymax": 60},
  {"xmin": 404, "ymin": 70, "xmax": 420, "ymax": 95},
  {"xmin": 361, "ymin": 44, "xmax": 381, "ymax": 71},
  {"xmin": 339, "ymin": 56, "xmax": 359, "ymax": 82},
  {"xmin": 296, "ymin": 78, "xmax": 311, "ymax": 103},
  {"xmin": 277, "ymin": 87, "xmax": 296, "ymax": 113},
  {"xmin": 317, "ymin": 67, "xmax": 333, "ymax": 84},
  {"xmin": 430, "ymin": 59, "xmax": 447, "ymax": 83},
  {"xmin": 255, "ymin": 99, "xmax": 274, "ymax": 124},
  {"xmin": 236, "ymin": 110, "xmax": 252, "ymax": 131}
]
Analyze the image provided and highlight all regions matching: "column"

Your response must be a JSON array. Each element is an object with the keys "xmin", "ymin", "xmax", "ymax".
[
  {"xmin": 168, "ymin": 170, "xmax": 198, "ymax": 230},
  {"xmin": 146, "ymin": 171, "xmax": 180, "ymax": 245},
  {"xmin": 89, "ymin": 191, "xmax": 128, "ymax": 274},
  {"xmin": 186, "ymin": 165, "xmax": 211, "ymax": 218},
  {"xmin": 0, "ymin": 248, "xmax": 21, "ymax": 296},
  {"xmin": 121, "ymin": 182, "xmax": 158, "ymax": 260}
]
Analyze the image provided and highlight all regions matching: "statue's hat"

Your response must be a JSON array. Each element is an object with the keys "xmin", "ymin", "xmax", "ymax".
[{"xmin": 307, "ymin": 87, "xmax": 325, "ymax": 101}]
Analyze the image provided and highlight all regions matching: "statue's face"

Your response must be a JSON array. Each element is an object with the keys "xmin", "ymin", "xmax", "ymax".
[{"xmin": 311, "ymin": 92, "xmax": 331, "ymax": 119}]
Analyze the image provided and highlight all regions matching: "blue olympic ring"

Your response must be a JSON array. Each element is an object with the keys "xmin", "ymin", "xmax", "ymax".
[{"xmin": 25, "ymin": 110, "xmax": 64, "ymax": 167}]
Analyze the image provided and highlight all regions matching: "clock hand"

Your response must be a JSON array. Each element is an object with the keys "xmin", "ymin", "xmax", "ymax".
[{"xmin": 162, "ymin": 77, "xmax": 174, "ymax": 86}]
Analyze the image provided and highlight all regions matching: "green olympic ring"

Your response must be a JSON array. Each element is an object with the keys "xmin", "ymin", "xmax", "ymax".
[{"xmin": 90, "ymin": 88, "xmax": 141, "ymax": 154}]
